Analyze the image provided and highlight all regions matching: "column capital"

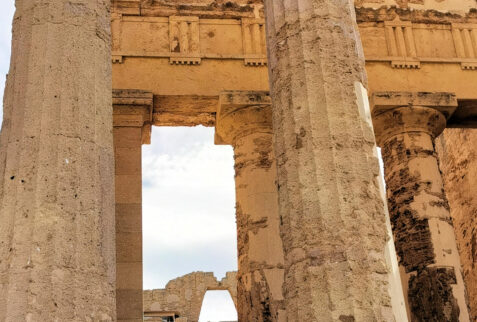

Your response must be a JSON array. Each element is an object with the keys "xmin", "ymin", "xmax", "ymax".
[
  {"xmin": 215, "ymin": 91, "xmax": 272, "ymax": 145},
  {"xmin": 113, "ymin": 89, "xmax": 154, "ymax": 144},
  {"xmin": 370, "ymin": 92, "xmax": 458, "ymax": 146}
]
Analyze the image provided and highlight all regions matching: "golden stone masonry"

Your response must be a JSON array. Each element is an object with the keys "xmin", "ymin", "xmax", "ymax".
[{"xmin": 0, "ymin": 0, "xmax": 476, "ymax": 321}]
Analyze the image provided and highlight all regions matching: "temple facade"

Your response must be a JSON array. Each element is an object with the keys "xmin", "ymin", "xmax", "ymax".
[{"xmin": 0, "ymin": 0, "xmax": 476, "ymax": 321}]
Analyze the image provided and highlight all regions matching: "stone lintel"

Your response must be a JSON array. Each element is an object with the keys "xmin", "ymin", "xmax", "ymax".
[
  {"xmin": 370, "ymin": 91, "xmax": 458, "ymax": 119},
  {"xmin": 215, "ymin": 91, "xmax": 272, "ymax": 145},
  {"xmin": 113, "ymin": 89, "xmax": 153, "ymax": 144},
  {"xmin": 153, "ymin": 95, "xmax": 218, "ymax": 127},
  {"xmin": 112, "ymin": 0, "xmax": 264, "ymax": 19}
]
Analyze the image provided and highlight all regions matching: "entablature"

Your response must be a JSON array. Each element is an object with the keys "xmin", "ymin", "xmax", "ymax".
[
  {"xmin": 112, "ymin": 6, "xmax": 477, "ymax": 70},
  {"xmin": 361, "ymin": 16, "xmax": 477, "ymax": 70},
  {"xmin": 112, "ymin": 13, "xmax": 267, "ymax": 66}
]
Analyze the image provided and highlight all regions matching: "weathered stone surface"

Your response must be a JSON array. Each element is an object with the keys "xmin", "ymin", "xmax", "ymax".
[
  {"xmin": 437, "ymin": 128, "xmax": 477, "ymax": 321},
  {"xmin": 408, "ymin": 267, "xmax": 460, "ymax": 322},
  {"xmin": 111, "ymin": 0, "xmax": 477, "ymax": 124},
  {"xmin": 355, "ymin": 0, "xmax": 476, "ymax": 14},
  {"xmin": 0, "ymin": 0, "xmax": 475, "ymax": 320},
  {"xmin": 114, "ymin": 127, "xmax": 143, "ymax": 322},
  {"xmin": 371, "ymin": 92, "xmax": 470, "ymax": 322},
  {"xmin": 0, "ymin": 0, "xmax": 115, "ymax": 320},
  {"xmin": 216, "ymin": 91, "xmax": 286, "ymax": 321},
  {"xmin": 264, "ymin": 1, "xmax": 393, "ymax": 320},
  {"xmin": 112, "ymin": 89, "xmax": 153, "ymax": 321},
  {"xmin": 143, "ymin": 272, "xmax": 237, "ymax": 322},
  {"xmin": 113, "ymin": 0, "xmax": 265, "ymax": 18}
]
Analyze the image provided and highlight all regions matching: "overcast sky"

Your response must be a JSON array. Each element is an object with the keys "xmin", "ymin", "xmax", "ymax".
[
  {"xmin": 143, "ymin": 126, "xmax": 238, "ymax": 321},
  {"xmin": 0, "ymin": 2, "xmax": 14, "ymax": 124},
  {"xmin": 0, "ymin": 3, "xmax": 238, "ymax": 321}
]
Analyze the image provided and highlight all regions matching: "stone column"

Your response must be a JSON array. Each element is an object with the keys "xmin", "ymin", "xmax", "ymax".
[
  {"xmin": 371, "ymin": 92, "xmax": 470, "ymax": 322},
  {"xmin": 215, "ymin": 91, "xmax": 286, "ymax": 321},
  {"xmin": 113, "ymin": 90, "xmax": 153, "ymax": 322},
  {"xmin": 0, "ymin": 1, "xmax": 115, "ymax": 321},
  {"xmin": 264, "ymin": 1, "xmax": 394, "ymax": 320},
  {"xmin": 437, "ymin": 128, "xmax": 477, "ymax": 320}
]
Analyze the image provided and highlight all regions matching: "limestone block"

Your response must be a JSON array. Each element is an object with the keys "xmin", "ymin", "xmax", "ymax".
[
  {"xmin": 116, "ymin": 204, "xmax": 143, "ymax": 233},
  {"xmin": 117, "ymin": 289, "xmax": 144, "ymax": 319},
  {"xmin": 115, "ymin": 147, "xmax": 142, "ymax": 175},
  {"xmin": 116, "ymin": 262, "xmax": 143, "ymax": 290},
  {"xmin": 115, "ymin": 175, "xmax": 143, "ymax": 204}
]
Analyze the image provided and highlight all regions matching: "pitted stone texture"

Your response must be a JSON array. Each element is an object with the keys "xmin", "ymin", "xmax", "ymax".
[
  {"xmin": 437, "ymin": 128, "xmax": 477, "ymax": 321},
  {"xmin": 408, "ymin": 267, "xmax": 460, "ymax": 322},
  {"xmin": 264, "ymin": 1, "xmax": 393, "ymax": 320},
  {"xmin": 372, "ymin": 100, "xmax": 470, "ymax": 322},
  {"xmin": 112, "ymin": 0, "xmax": 265, "ymax": 19},
  {"xmin": 0, "ymin": 0, "xmax": 115, "ymax": 321},
  {"xmin": 233, "ymin": 133, "xmax": 285, "ymax": 322},
  {"xmin": 355, "ymin": 0, "xmax": 476, "ymax": 13},
  {"xmin": 143, "ymin": 272, "xmax": 237, "ymax": 322},
  {"xmin": 215, "ymin": 91, "xmax": 286, "ymax": 321}
]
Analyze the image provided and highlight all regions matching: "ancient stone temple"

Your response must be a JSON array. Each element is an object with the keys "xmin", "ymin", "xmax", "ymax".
[{"xmin": 0, "ymin": 0, "xmax": 476, "ymax": 321}]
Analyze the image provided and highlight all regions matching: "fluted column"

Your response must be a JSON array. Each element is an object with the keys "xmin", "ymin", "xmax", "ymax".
[
  {"xmin": 113, "ymin": 89, "xmax": 153, "ymax": 322},
  {"xmin": 215, "ymin": 91, "xmax": 286, "ymax": 322},
  {"xmin": 371, "ymin": 92, "xmax": 470, "ymax": 322},
  {"xmin": 437, "ymin": 128, "xmax": 477, "ymax": 321},
  {"xmin": 264, "ymin": 1, "xmax": 394, "ymax": 320},
  {"xmin": 0, "ymin": 1, "xmax": 115, "ymax": 321}
]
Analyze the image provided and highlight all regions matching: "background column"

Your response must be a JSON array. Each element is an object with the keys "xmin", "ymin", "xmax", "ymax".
[
  {"xmin": 0, "ymin": 0, "xmax": 115, "ymax": 320},
  {"xmin": 264, "ymin": 1, "xmax": 394, "ymax": 320},
  {"xmin": 215, "ymin": 91, "xmax": 286, "ymax": 322},
  {"xmin": 371, "ymin": 92, "xmax": 470, "ymax": 322},
  {"xmin": 437, "ymin": 128, "xmax": 477, "ymax": 320},
  {"xmin": 113, "ymin": 90, "xmax": 153, "ymax": 322}
]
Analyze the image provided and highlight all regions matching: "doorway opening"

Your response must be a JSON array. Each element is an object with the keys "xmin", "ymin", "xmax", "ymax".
[
  {"xmin": 199, "ymin": 291, "xmax": 238, "ymax": 322},
  {"xmin": 142, "ymin": 126, "xmax": 238, "ymax": 289}
]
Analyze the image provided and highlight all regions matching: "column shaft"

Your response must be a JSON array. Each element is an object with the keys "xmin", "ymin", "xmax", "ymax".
[
  {"xmin": 215, "ymin": 91, "xmax": 286, "ymax": 321},
  {"xmin": 374, "ymin": 105, "xmax": 470, "ymax": 322},
  {"xmin": 234, "ymin": 132, "xmax": 285, "ymax": 322},
  {"xmin": 264, "ymin": 1, "xmax": 393, "ymax": 320},
  {"xmin": 0, "ymin": 0, "xmax": 115, "ymax": 320},
  {"xmin": 114, "ymin": 127, "xmax": 143, "ymax": 322},
  {"xmin": 437, "ymin": 128, "xmax": 477, "ymax": 320}
]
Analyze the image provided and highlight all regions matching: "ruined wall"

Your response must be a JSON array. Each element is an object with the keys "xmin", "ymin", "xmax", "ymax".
[
  {"xmin": 143, "ymin": 272, "xmax": 237, "ymax": 322},
  {"xmin": 437, "ymin": 129, "xmax": 477, "ymax": 320}
]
